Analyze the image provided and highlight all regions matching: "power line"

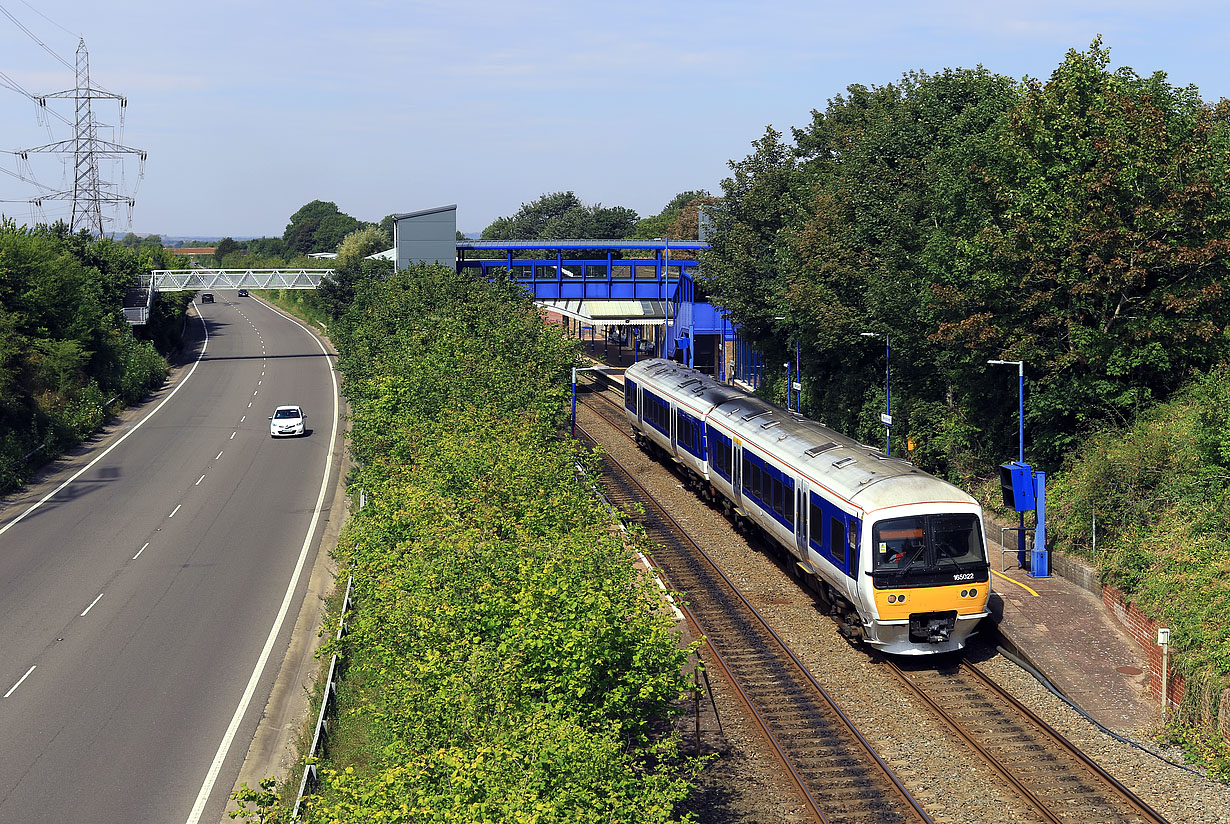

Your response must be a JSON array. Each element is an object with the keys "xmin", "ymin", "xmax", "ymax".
[{"xmin": 1, "ymin": 11, "xmax": 145, "ymax": 235}]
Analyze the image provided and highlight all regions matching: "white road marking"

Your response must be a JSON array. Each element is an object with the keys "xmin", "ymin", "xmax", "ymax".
[
  {"xmin": 240, "ymin": 416, "xmax": 246, "ymax": 423},
  {"xmin": 247, "ymin": 402, "xmax": 252, "ymax": 408},
  {"xmin": 0, "ymin": 314, "xmax": 211, "ymax": 539},
  {"xmin": 186, "ymin": 302, "xmax": 341, "ymax": 824},
  {"xmin": 80, "ymin": 593, "xmax": 104, "ymax": 616},
  {"xmin": 195, "ymin": 475, "xmax": 205, "ymax": 486},
  {"xmin": 4, "ymin": 666, "xmax": 36, "ymax": 698},
  {"xmin": 216, "ymin": 451, "xmax": 223, "ymax": 460},
  {"xmin": 169, "ymin": 504, "xmax": 181, "ymax": 518},
  {"xmin": 230, "ymin": 432, "xmax": 236, "ymax": 439},
  {"xmin": 133, "ymin": 542, "xmax": 149, "ymax": 560}
]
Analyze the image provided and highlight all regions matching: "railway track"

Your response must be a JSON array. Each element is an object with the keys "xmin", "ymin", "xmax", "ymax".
[
  {"xmin": 574, "ymin": 370, "xmax": 1172, "ymax": 824},
  {"xmin": 574, "ymin": 414, "xmax": 933, "ymax": 824},
  {"xmin": 884, "ymin": 657, "xmax": 1169, "ymax": 824}
]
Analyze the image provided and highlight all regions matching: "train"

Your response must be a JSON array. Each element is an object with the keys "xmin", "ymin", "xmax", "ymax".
[{"xmin": 622, "ymin": 358, "xmax": 991, "ymax": 655}]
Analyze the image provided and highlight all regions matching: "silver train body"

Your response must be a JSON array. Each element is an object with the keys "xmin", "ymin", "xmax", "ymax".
[{"xmin": 622, "ymin": 358, "xmax": 991, "ymax": 655}]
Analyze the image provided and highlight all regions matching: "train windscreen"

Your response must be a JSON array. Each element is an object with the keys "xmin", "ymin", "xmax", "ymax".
[{"xmin": 872, "ymin": 514, "xmax": 985, "ymax": 575}]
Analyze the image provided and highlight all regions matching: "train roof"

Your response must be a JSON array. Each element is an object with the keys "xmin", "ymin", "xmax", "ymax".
[
  {"xmin": 626, "ymin": 358, "xmax": 746, "ymax": 413},
  {"xmin": 628, "ymin": 359, "xmax": 977, "ymax": 515}
]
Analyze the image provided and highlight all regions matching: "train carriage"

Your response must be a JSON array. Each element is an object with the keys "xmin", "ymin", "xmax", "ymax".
[
  {"xmin": 623, "ymin": 359, "xmax": 744, "ymax": 489},
  {"xmin": 624, "ymin": 358, "xmax": 991, "ymax": 655}
]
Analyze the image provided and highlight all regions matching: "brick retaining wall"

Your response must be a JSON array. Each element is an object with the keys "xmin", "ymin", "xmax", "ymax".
[{"xmin": 1102, "ymin": 583, "xmax": 1186, "ymax": 710}]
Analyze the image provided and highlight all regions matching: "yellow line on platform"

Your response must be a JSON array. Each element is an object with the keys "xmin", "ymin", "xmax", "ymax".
[{"xmin": 992, "ymin": 568, "xmax": 1041, "ymax": 597}]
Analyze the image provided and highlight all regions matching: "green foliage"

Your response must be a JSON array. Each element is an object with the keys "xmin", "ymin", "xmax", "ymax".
[
  {"xmin": 703, "ymin": 42, "xmax": 1230, "ymax": 479},
  {"xmin": 634, "ymin": 191, "xmax": 718, "ymax": 241},
  {"xmin": 228, "ymin": 778, "xmax": 284, "ymax": 823},
  {"xmin": 335, "ymin": 226, "xmax": 390, "ymax": 268},
  {"xmin": 283, "ymin": 200, "xmax": 367, "ymax": 255},
  {"xmin": 0, "ymin": 219, "xmax": 172, "ymax": 491},
  {"xmin": 214, "ymin": 237, "xmax": 240, "ymax": 265},
  {"xmin": 1048, "ymin": 368, "xmax": 1230, "ymax": 684},
  {"xmin": 300, "ymin": 265, "xmax": 702, "ymax": 822},
  {"xmin": 482, "ymin": 191, "xmax": 639, "ymax": 256}
]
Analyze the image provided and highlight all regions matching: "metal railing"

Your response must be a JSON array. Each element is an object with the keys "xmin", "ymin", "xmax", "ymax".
[{"xmin": 291, "ymin": 574, "xmax": 353, "ymax": 820}]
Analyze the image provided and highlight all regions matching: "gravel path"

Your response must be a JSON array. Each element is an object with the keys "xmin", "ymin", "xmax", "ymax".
[{"xmin": 578, "ymin": 389, "xmax": 1230, "ymax": 824}]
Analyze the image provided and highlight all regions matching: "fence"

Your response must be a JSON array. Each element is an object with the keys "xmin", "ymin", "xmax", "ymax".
[{"xmin": 290, "ymin": 574, "xmax": 353, "ymax": 820}]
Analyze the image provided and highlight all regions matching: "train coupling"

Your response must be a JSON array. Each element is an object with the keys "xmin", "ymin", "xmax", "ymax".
[{"xmin": 909, "ymin": 611, "xmax": 957, "ymax": 644}]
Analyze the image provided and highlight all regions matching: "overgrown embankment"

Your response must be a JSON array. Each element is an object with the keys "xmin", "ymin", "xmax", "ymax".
[
  {"xmin": 0, "ymin": 220, "xmax": 187, "ymax": 492},
  {"xmin": 1048, "ymin": 367, "xmax": 1230, "ymax": 775},
  {"xmin": 296, "ymin": 265, "xmax": 702, "ymax": 822}
]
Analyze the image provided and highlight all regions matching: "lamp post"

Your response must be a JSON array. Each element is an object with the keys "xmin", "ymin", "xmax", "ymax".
[
  {"xmin": 861, "ymin": 332, "xmax": 890, "ymax": 455},
  {"xmin": 775, "ymin": 316, "xmax": 800, "ymax": 412},
  {"xmin": 988, "ymin": 359, "xmax": 1026, "ymax": 567}
]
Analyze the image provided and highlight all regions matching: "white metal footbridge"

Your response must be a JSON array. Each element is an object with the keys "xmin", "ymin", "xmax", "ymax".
[{"xmin": 124, "ymin": 269, "xmax": 333, "ymax": 324}]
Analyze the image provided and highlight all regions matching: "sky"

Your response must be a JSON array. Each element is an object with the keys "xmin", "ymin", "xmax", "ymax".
[{"xmin": 2, "ymin": 1, "xmax": 1230, "ymax": 239}]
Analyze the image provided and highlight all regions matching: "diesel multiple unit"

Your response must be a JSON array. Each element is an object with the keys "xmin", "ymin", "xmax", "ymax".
[{"xmin": 623, "ymin": 358, "xmax": 991, "ymax": 655}]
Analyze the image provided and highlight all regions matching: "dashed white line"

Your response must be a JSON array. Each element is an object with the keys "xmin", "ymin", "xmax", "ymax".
[
  {"xmin": 230, "ymin": 432, "xmax": 236, "ymax": 439},
  {"xmin": 216, "ymin": 450, "xmax": 223, "ymax": 460},
  {"xmin": 195, "ymin": 474, "xmax": 205, "ymax": 486},
  {"xmin": 252, "ymin": 390, "xmax": 258, "ymax": 396},
  {"xmin": 169, "ymin": 504, "xmax": 182, "ymax": 518},
  {"xmin": 4, "ymin": 666, "xmax": 36, "ymax": 698},
  {"xmin": 240, "ymin": 416, "xmax": 246, "ymax": 423},
  {"xmin": 133, "ymin": 542, "xmax": 149, "ymax": 560},
  {"xmin": 247, "ymin": 402, "xmax": 252, "ymax": 408},
  {"xmin": 81, "ymin": 593, "xmax": 104, "ymax": 616}
]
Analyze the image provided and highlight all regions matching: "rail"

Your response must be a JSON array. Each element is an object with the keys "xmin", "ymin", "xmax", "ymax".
[{"xmin": 290, "ymin": 574, "xmax": 353, "ymax": 820}]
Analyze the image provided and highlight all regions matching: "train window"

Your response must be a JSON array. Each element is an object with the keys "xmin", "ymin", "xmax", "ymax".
[
  {"xmin": 624, "ymin": 380, "xmax": 637, "ymax": 412},
  {"xmin": 872, "ymin": 517, "xmax": 927, "ymax": 573},
  {"xmin": 751, "ymin": 462, "xmax": 761, "ymax": 501},
  {"xmin": 741, "ymin": 454, "xmax": 751, "ymax": 492},
  {"xmin": 933, "ymin": 515, "xmax": 985, "ymax": 565},
  {"xmin": 830, "ymin": 517, "xmax": 846, "ymax": 566},
  {"xmin": 848, "ymin": 519, "xmax": 858, "ymax": 553},
  {"xmin": 784, "ymin": 479, "xmax": 795, "ymax": 522},
  {"xmin": 808, "ymin": 498, "xmax": 824, "ymax": 550},
  {"xmin": 772, "ymin": 476, "xmax": 784, "ymax": 516}
]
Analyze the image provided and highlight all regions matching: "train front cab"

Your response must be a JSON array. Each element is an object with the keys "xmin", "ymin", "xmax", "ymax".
[{"xmin": 856, "ymin": 507, "xmax": 991, "ymax": 655}]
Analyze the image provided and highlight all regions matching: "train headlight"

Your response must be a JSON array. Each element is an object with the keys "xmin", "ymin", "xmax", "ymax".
[
  {"xmin": 960, "ymin": 589, "xmax": 968, "ymax": 598},
  {"xmin": 888, "ymin": 594, "xmax": 897, "ymax": 604},
  {"xmin": 970, "ymin": 588, "xmax": 978, "ymax": 598}
]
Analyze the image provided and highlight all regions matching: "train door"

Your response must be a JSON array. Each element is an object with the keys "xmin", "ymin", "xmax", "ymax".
[
  {"xmin": 794, "ymin": 479, "xmax": 807, "ymax": 557},
  {"xmin": 670, "ymin": 405, "xmax": 678, "ymax": 453},
  {"xmin": 731, "ymin": 440, "xmax": 743, "ymax": 506}
]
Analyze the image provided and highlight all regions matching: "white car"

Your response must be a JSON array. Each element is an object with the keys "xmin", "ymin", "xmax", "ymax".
[{"xmin": 269, "ymin": 405, "xmax": 307, "ymax": 437}]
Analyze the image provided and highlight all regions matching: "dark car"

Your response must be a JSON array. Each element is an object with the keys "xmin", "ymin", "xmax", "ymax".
[
  {"xmin": 201, "ymin": 293, "xmax": 214, "ymax": 303},
  {"xmin": 237, "ymin": 288, "xmax": 248, "ymax": 297}
]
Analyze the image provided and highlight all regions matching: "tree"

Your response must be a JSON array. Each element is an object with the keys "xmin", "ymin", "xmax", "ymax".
[
  {"xmin": 933, "ymin": 39, "xmax": 1230, "ymax": 460},
  {"xmin": 335, "ymin": 226, "xmax": 390, "ymax": 268},
  {"xmin": 214, "ymin": 237, "xmax": 240, "ymax": 266},
  {"xmin": 482, "ymin": 192, "xmax": 638, "ymax": 241},
  {"xmin": 633, "ymin": 190, "xmax": 714, "ymax": 239},
  {"xmin": 282, "ymin": 200, "xmax": 364, "ymax": 255}
]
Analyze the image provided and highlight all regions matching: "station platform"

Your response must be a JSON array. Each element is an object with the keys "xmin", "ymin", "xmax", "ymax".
[{"xmin": 986, "ymin": 545, "xmax": 1158, "ymax": 735}]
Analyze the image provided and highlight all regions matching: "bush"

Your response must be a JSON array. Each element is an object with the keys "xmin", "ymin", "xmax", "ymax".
[{"xmin": 299, "ymin": 265, "xmax": 703, "ymax": 822}]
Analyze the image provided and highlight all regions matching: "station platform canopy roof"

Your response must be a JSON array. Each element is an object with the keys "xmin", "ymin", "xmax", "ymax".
[
  {"xmin": 457, "ymin": 239, "xmax": 708, "ymax": 253},
  {"xmin": 537, "ymin": 298, "xmax": 668, "ymax": 326}
]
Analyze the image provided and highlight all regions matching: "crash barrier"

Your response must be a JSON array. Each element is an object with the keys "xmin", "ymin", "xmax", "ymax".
[{"xmin": 290, "ymin": 574, "xmax": 353, "ymax": 820}]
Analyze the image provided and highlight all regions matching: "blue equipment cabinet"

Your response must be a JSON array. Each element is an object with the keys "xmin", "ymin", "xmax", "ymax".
[{"xmin": 998, "ymin": 461, "xmax": 1036, "ymax": 512}]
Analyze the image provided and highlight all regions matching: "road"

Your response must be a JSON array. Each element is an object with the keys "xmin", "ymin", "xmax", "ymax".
[{"xmin": 0, "ymin": 292, "xmax": 343, "ymax": 823}]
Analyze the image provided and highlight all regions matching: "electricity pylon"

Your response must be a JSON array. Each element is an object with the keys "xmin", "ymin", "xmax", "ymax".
[{"xmin": 18, "ymin": 38, "xmax": 145, "ymax": 236}]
